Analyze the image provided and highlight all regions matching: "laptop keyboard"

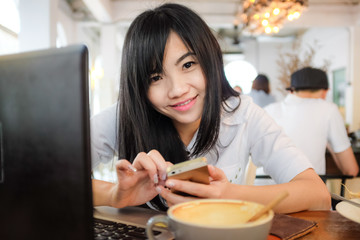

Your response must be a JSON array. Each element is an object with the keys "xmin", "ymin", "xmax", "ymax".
[{"xmin": 94, "ymin": 218, "xmax": 162, "ymax": 240}]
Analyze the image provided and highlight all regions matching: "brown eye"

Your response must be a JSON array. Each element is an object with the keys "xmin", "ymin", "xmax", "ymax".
[
  {"xmin": 150, "ymin": 75, "xmax": 162, "ymax": 82},
  {"xmin": 183, "ymin": 61, "xmax": 195, "ymax": 69}
]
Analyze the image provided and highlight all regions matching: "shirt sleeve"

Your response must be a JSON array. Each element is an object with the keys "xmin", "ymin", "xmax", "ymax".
[
  {"xmin": 327, "ymin": 104, "xmax": 351, "ymax": 153},
  {"xmin": 246, "ymin": 102, "xmax": 313, "ymax": 183},
  {"xmin": 90, "ymin": 103, "xmax": 118, "ymax": 169}
]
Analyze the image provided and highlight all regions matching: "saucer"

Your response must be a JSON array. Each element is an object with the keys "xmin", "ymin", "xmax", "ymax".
[{"xmin": 336, "ymin": 198, "xmax": 360, "ymax": 224}]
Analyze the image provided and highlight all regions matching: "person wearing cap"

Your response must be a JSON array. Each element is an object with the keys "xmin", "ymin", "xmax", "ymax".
[
  {"xmin": 262, "ymin": 67, "xmax": 358, "ymax": 178},
  {"xmin": 247, "ymin": 74, "xmax": 276, "ymax": 108}
]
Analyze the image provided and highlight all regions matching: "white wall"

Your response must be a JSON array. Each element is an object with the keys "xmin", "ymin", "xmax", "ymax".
[
  {"xmin": 301, "ymin": 27, "xmax": 354, "ymax": 126},
  {"xmin": 18, "ymin": 0, "xmax": 58, "ymax": 52},
  {"xmin": 242, "ymin": 38, "xmax": 294, "ymax": 101},
  {"xmin": 301, "ymin": 27, "xmax": 349, "ymax": 85}
]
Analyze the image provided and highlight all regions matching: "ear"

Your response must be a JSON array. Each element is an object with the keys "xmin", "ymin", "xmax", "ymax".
[{"xmin": 320, "ymin": 89, "xmax": 328, "ymax": 99}]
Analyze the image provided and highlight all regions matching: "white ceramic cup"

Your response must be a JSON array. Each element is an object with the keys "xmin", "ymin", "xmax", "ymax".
[{"xmin": 146, "ymin": 199, "xmax": 274, "ymax": 240}]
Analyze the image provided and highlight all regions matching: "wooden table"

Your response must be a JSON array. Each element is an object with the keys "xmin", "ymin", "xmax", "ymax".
[{"xmin": 286, "ymin": 210, "xmax": 360, "ymax": 239}]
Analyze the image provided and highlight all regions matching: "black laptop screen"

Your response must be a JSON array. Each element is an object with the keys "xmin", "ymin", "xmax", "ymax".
[{"xmin": 0, "ymin": 45, "xmax": 93, "ymax": 240}]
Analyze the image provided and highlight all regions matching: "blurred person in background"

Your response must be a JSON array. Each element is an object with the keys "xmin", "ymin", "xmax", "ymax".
[
  {"xmin": 248, "ymin": 74, "xmax": 276, "ymax": 107},
  {"xmin": 233, "ymin": 85, "xmax": 243, "ymax": 94},
  {"xmin": 264, "ymin": 67, "xmax": 358, "ymax": 177}
]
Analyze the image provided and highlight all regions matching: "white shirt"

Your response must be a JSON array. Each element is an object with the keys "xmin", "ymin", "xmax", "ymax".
[
  {"xmin": 91, "ymin": 95, "xmax": 312, "ymax": 184},
  {"xmin": 247, "ymin": 89, "xmax": 276, "ymax": 108},
  {"xmin": 264, "ymin": 94, "xmax": 351, "ymax": 175}
]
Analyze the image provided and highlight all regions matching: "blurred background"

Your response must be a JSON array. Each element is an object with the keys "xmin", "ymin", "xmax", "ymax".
[
  {"xmin": 1, "ymin": 0, "xmax": 359, "ymax": 192},
  {"xmin": 1, "ymin": 0, "xmax": 360, "ymax": 128}
]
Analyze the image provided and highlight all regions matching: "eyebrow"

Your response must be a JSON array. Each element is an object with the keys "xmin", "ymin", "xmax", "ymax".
[{"xmin": 175, "ymin": 52, "xmax": 196, "ymax": 66}]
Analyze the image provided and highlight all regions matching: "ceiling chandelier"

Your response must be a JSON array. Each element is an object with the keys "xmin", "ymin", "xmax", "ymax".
[{"xmin": 237, "ymin": 0, "xmax": 308, "ymax": 35}]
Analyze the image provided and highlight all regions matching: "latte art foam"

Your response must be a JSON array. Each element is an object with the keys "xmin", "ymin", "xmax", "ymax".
[{"xmin": 171, "ymin": 201, "xmax": 266, "ymax": 227}]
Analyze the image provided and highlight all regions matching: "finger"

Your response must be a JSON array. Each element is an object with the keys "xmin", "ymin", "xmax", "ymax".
[
  {"xmin": 156, "ymin": 186, "xmax": 176, "ymax": 207},
  {"xmin": 115, "ymin": 159, "xmax": 137, "ymax": 173},
  {"xmin": 164, "ymin": 179, "xmax": 210, "ymax": 198},
  {"xmin": 132, "ymin": 152, "xmax": 161, "ymax": 184},
  {"xmin": 166, "ymin": 162, "xmax": 173, "ymax": 168},
  {"xmin": 156, "ymin": 185, "xmax": 197, "ymax": 207},
  {"xmin": 208, "ymin": 165, "xmax": 227, "ymax": 181},
  {"xmin": 146, "ymin": 150, "xmax": 169, "ymax": 181},
  {"xmin": 115, "ymin": 160, "xmax": 151, "ymax": 184},
  {"xmin": 156, "ymin": 162, "xmax": 174, "ymax": 186}
]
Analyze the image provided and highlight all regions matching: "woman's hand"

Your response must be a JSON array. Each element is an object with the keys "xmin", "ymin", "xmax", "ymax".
[
  {"xmin": 157, "ymin": 165, "xmax": 231, "ymax": 207},
  {"xmin": 108, "ymin": 150, "xmax": 171, "ymax": 208}
]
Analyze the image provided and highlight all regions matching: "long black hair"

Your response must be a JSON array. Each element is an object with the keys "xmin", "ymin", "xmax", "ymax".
[{"xmin": 118, "ymin": 3, "xmax": 239, "ymax": 164}]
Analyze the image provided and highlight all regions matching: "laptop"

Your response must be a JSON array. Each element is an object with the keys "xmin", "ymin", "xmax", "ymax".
[{"xmin": 0, "ymin": 45, "xmax": 171, "ymax": 240}]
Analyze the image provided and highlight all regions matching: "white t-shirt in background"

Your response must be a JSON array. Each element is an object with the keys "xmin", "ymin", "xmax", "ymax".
[{"xmin": 264, "ymin": 94, "xmax": 350, "ymax": 175}]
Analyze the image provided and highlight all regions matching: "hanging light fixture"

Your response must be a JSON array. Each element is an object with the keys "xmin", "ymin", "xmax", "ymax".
[{"xmin": 238, "ymin": 0, "xmax": 308, "ymax": 35}]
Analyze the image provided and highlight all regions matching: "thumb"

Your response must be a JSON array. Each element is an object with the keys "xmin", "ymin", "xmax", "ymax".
[{"xmin": 208, "ymin": 165, "xmax": 226, "ymax": 181}]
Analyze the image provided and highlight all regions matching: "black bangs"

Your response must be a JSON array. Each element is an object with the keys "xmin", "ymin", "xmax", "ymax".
[{"xmin": 132, "ymin": 11, "xmax": 172, "ymax": 87}]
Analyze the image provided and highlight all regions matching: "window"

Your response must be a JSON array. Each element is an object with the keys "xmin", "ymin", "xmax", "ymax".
[
  {"xmin": 224, "ymin": 56, "xmax": 257, "ymax": 94},
  {"xmin": 0, "ymin": 0, "xmax": 20, "ymax": 55}
]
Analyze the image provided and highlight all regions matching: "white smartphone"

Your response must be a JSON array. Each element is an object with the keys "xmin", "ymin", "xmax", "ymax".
[{"xmin": 167, "ymin": 157, "xmax": 210, "ymax": 184}]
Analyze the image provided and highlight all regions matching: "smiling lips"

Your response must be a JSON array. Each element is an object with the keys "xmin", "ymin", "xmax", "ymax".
[{"xmin": 170, "ymin": 95, "xmax": 198, "ymax": 111}]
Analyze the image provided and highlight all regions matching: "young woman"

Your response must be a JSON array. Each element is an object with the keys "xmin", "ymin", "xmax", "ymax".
[{"xmin": 91, "ymin": 3, "xmax": 331, "ymax": 213}]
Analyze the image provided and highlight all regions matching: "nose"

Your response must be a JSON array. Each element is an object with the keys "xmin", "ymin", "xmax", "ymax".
[{"xmin": 167, "ymin": 76, "xmax": 189, "ymax": 99}]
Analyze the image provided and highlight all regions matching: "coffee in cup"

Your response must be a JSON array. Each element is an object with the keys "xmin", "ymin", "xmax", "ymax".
[{"xmin": 146, "ymin": 199, "xmax": 274, "ymax": 240}]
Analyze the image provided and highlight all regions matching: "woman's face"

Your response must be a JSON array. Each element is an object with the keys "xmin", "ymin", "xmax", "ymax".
[{"xmin": 147, "ymin": 31, "xmax": 206, "ymax": 130}]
